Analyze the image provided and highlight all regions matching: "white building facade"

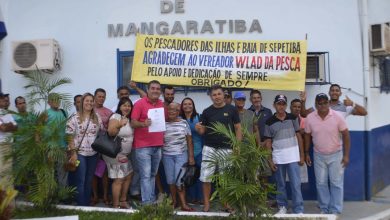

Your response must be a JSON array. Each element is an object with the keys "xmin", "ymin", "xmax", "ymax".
[{"xmin": 1, "ymin": 0, "xmax": 389, "ymax": 200}]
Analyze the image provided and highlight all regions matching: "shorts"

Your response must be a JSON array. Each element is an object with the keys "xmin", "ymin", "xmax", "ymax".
[
  {"xmin": 199, "ymin": 145, "xmax": 232, "ymax": 183},
  {"xmin": 162, "ymin": 151, "xmax": 188, "ymax": 185}
]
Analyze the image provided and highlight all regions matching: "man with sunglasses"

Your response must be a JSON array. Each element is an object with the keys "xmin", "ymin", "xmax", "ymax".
[{"xmin": 304, "ymin": 93, "xmax": 350, "ymax": 215}]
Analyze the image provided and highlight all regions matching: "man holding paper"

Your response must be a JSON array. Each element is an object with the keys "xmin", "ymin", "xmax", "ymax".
[{"xmin": 131, "ymin": 80, "xmax": 165, "ymax": 205}]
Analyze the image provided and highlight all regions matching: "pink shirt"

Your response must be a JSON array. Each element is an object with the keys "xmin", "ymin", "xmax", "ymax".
[
  {"xmin": 299, "ymin": 115, "xmax": 305, "ymax": 129},
  {"xmin": 131, "ymin": 97, "xmax": 164, "ymax": 148},
  {"xmin": 95, "ymin": 106, "xmax": 113, "ymax": 130},
  {"xmin": 305, "ymin": 109, "xmax": 348, "ymax": 154}
]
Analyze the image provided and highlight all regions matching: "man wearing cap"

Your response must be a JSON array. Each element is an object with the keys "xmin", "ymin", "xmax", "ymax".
[
  {"xmin": 233, "ymin": 91, "xmax": 260, "ymax": 144},
  {"xmin": 0, "ymin": 92, "xmax": 17, "ymax": 182},
  {"xmin": 223, "ymin": 88, "xmax": 233, "ymax": 105},
  {"xmin": 0, "ymin": 93, "xmax": 17, "ymax": 135},
  {"xmin": 300, "ymin": 84, "xmax": 367, "ymax": 118},
  {"xmin": 264, "ymin": 94, "xmax": 304, "ymax": 214},
  {"xmin": 304, "ymin": 93, "xmax": 350, "ymax": 214}
]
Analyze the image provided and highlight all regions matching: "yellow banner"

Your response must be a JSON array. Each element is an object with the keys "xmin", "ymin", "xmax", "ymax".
[{"xmin": 132, "ymin": 34, "xmax": 307, "ymax": 91}]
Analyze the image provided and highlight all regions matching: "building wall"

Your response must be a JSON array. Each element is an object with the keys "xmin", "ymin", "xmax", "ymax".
[
  {"xmin": 1, "ymin": 0, "xmax": 389, "ymax": 200},
  {"xmin": 0, "ymin": 0, "xmax": 367, "ymax": 118},
  {"xmin": 366, "ymin": 0, "xmax": 390, "ymax": 198}
]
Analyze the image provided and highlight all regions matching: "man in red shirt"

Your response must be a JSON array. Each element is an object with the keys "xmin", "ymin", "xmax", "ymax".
[{"xmin": 131, "ymin": 80, "xmax": 165, "ymax": 205}]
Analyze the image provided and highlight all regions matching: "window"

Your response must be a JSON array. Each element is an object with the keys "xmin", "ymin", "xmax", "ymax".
[
  {"xmin": 116, "ymin": 49, "xmax": 207, "ymax": 95},
  {"xmin": 380, "ymin": 57, "xmax": 390, "ymax": 93},
  {"xmin": 305, "ymin": 52, "xmax": 329, "ymax": 85},
  {"xmin": 117, "ymin": 50, "xmax": 139, "ymax": 94}
]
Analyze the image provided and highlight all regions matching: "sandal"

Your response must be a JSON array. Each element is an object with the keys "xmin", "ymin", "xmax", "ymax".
[
  {"xmin": 203, "ymin": 204, "xmax": 210, "ymax": 212},
  {"xmin": 222, "ymin": 207, "xmax": 236, "ymax": 214},
  {"xmin": 111, "ymin": 202, "xmax": 120, "ymax": 209},
  {"xmin": 104, "ymin": 198, "xmax": 112, "ymax": 206},
  {"xmin": 120, "ymin": 200, "xmax": 131, "ymax": 209},
  {"xmin": 90, "ymin": 197, "xmax": 98, "ymax": 206},
  {"xmin": 181, "ymin": 206, "xmax": 195, "ymax": 212}
]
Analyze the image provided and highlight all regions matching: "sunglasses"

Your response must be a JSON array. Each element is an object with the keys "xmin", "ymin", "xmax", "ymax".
[{"xmin": 317, "ymin": 101, "xmax": 329, "ymax": 106}]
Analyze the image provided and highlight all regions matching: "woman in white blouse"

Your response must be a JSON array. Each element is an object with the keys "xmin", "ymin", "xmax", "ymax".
[
  {"xmin": 66, "ymin": 93, "xmax": 103, "ymax": 206},
  {"xmin": 104, "ymin": 97, "xmax": 134, "ymax": 209}
]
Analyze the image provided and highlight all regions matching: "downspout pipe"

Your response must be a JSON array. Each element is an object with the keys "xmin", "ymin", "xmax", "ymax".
[{"xmin": 359, "ymin": 0, "xmax": 371, "ymax": 200}]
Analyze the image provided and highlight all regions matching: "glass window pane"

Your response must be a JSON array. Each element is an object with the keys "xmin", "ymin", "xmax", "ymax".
[
  {"xmin": 117, "ymin": 50, "xmax": 207, "ymax": 94},
  {"xmin": 121, "ymin": 56, "xmax": 133, "ymax": 86}
]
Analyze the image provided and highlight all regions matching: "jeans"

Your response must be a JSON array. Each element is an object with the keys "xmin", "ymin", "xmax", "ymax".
[
  {"xmin": 135, "ymin": 146, "xmax": 162, "ymax": 205},
  {"xmin": 162, "ymin": 151, "xmax": 188, "ymax": 185},
  {"xmin": 314, "ymin": 150, "xmax": 344, "ymax": 214},
  {"xmin": 274, "ymin": 162, "xmax": 304, "ymax": 213},
  {"xmin": 129, "ymin": 150, "xmax": 140, "ymax": 196},
  {"xmin": 56, "ymin": 161, "xmax": 68, "ymax": 188},
  {"xmin": 74, "ymin": 154, "xmax": 98, "ymax": 206}
]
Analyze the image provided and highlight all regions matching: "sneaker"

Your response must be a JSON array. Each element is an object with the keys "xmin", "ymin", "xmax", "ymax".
[
  {"xmin": 130, "ymin": 200, "xmax": 140, "ymax": 209},
  {"xmin": 276, "ymin": 206, "xmax": 287, "ymax": 214}
]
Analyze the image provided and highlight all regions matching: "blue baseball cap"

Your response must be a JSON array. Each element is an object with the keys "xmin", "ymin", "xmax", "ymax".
[{"xmin": 234, "ymin": 91, "xmax": 246, "ymax": 99}]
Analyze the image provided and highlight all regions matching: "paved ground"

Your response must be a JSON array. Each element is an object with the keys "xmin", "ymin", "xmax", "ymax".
[
  {"xmin": 21, "ymin": 185, "xmax": 387, "ymax": 219},
  {"xmin": 90, "ymin": 186, "xmax": 390, "ymax": 219}
]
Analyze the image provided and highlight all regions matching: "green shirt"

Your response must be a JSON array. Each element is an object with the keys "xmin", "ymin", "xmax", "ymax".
[{"xmin": 46, "ymin": 108, "xmax": 68, "ymax": 148}]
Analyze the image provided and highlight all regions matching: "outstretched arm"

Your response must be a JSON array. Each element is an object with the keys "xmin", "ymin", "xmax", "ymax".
[
  {"xmin": 300, "ymin": 91, "xmax": 314, "ymax": 117},
  {"xmin": 129, "ymin": 81, "xmax": 147, "ymax": 98},
  {"xmin": 344, "ymin": 96, "xmax": 367, "ymax": 116}
]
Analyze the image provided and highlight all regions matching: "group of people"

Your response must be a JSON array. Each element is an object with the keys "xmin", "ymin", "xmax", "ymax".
[
  {"xmin": 263, "ymin": 84, "xmax": 367, "ymax": 215},
  {"xmin": 0, "ymin": 81, "xmax": 367, "ymax": 215}
]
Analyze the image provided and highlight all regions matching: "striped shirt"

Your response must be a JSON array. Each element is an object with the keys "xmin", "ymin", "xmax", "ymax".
[
  {"xmin": 264, "ymin": 113, "xmax": 300, "ymax": 164},
  {"xmin": 163, "ymin": 119, "xmax": 191, "ymax": 155}
]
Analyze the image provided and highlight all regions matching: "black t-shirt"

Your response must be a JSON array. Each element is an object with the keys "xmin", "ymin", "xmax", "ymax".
[{"xmin": 200, "ymin": 104, "xmax": 240, "ymax": 149}]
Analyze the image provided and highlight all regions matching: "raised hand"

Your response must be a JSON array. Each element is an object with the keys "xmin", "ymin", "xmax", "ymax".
[{"xmin": 343, "ymin": 96, "xmax": 354, "ymax": 106}]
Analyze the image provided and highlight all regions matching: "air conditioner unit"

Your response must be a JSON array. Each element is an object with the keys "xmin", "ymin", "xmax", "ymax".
[
  {"xmin": 370, "ymin": 23, "xmax": 390, "ymax": 55},
  {"xmin": 12, "ymin": 39, "xmax": 62, "ymax": 73},
  {"xmin": 305, "ymin": 53, "xmax": 325, "ymax": 83}
]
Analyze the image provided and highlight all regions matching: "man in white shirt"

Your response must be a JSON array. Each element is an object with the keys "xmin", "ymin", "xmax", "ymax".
[
  {"xmin": 300, "ymin": 84, "xmax": 367, "ymax": 118},
  {"xmin": 0, "ymin": 92, "xmax": 17, "ymax": 182}
]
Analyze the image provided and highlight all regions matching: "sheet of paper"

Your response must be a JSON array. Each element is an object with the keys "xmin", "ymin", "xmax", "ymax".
[{"xmin": 147, "ymin": 107, "xmax": 166, "ymax": 132}]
